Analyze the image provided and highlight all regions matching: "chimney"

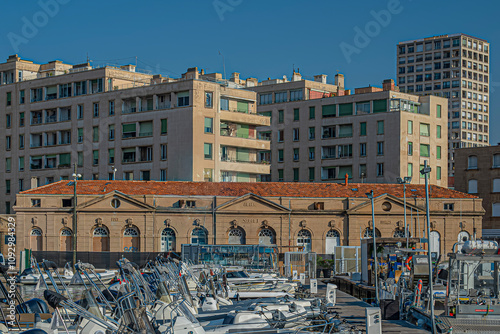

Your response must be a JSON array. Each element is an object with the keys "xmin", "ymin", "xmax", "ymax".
[
  {"xmin": 31, "ymin": 177, "xmax": 38, "ymax": 189},
  {"xmin": 183, "ymin": 67, "xmax": 199, "ymax": 80},
  {"xmin": 344, "ymin": 173, "xmax": 349, "ymax": 186},
  {"xmin": 335, "ymin": 73, "xmax": 345, "ymax": 89},
  {"xmin": 120, "ymin": 64, "xmax": 136, "ymax": 72},
  {"xmin": 200, "ymin": 69, "xmax": 205, "ymax": 75},
  {"xmin": 314, "ymin": 74, "xmax": 327, "ymax": 84},
  {"xmin": 230, "ymin": 72, "xmax": 240, "ymax": 82},
  {"xmin": 292, "ymin": 71, "xmax": 302, "ymax": 82},
  {"xmin": 383, "ymin": 79, "xmax": 396, "ymax": 91}
]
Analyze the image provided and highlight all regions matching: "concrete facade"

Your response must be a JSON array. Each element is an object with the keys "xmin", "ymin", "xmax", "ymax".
[
  {"xmin": 0, "ymin": 56, "xmax": 270, "ymax": 214},
  {"xmin": 454, "ymin": 145, "xmax": 500, "ymax": 236},
  {"xmin": 251, "ymin": 76, "xmax": 448, "ymax": 186},
  {"xmin": 396, "ymin": 34, "xmax": 490, "ymax": 179},
  {"xmin": 15, "ymin": 180, "xmax": 484, "ymax": 260}
]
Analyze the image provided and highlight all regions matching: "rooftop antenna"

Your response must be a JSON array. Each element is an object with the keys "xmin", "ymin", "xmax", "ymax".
[{"xmin": 218, "ymin": 51, "xmax": 226, "ymax": 85}]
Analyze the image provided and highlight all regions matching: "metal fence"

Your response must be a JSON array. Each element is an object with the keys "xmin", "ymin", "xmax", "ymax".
[
  {"xmin": 284, "ymin": 252, "xmax": 317, "ymax": 278},
  {"xmin": 31, "ymin": 251, "xmax": 169, "ymax": 269},
  {"xmin": 333, "ymin": 246, "xmax": 361, "ymax": 275}
]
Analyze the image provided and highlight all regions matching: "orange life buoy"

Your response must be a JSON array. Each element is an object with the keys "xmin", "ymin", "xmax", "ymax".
[{"xmin": 405, "ymin": 256, "xmax": 413, "ymax": 271}]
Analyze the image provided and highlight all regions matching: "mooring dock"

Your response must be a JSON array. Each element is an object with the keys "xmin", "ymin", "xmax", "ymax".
[{"xmin": 332, "ymin": 290, "xmax": 429, "ymax": 333}]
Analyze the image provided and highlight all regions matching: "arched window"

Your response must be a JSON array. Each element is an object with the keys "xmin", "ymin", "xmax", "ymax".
[
  {"xmin": 429, "ymin": 231, "xmax": 441, "ymax": 260},
  {"xmin": 325, "ymin": 229, "xmax": 340, "ymax": 254},
  {"xmin": 297, "ymin": 229, "xmax": 312, "ymax": 252},
  {"xmin": 364, "ymin": 228, "xmax": 381, "ymax": 238},
  {"xmin": 93, "ymin": 226, "xmax": 110, "ymax": 252},
  {"xmin": 468, "ymin": 179, "xmax": 478, "ymax": 194},
  {"xmin": 60, "ymin": 228, "xmax": 72, "ymax": 252},
  {"xmin": 123, "ymin": 226, "xmax": 140, "ymax": 252},
  {"xmin": 161, "ymin": 228, "xmax": 176, "ymax": 252},
  {"xmin": 468, "ymin": 156, "xmax": 478, "ymax": 169},
  {"xmin": 30, "ymin": 228, "xmax": 43, "ymax": 251},
  {"xmin": 259, "ymin": 228, "xmax": 275, "ymax": 245},
  {"xmin": 458, "ymin": 231, "xmax": 470, "ymax": 242},
  {"xmin": 493, "ymin": 203, "xmax": 500, "ymax": 217},
  {"xmin": 393, "ymin": 229, "xmax": 406, "ymax": 238},
  {"xmin": 228, "ymin": 227, "xmax": 245, "ymax": 245},
  {"xmin": 191, "ymin": 228, "xmax": 207, "ymax": 245}
]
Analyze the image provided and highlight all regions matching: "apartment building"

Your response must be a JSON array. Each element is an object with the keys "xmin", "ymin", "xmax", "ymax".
[
  {"xmin": 396, "ymin": 34, "xmax": 490, "ymax": 179},
  {"xmin": 0, "ymin": 55, "xmax": 270, "ymax": 214},
  {"xmin": 454, "ymin": 145, "xmax": 500, "ymax": 238},
  {"xmin": 251, "ymin": 74, "xmax": 448, "ymax": 186}
]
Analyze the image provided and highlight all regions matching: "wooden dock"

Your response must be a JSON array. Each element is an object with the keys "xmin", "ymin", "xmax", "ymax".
[{"xmin": 332, "ymin": 290, "xmax": 429, "ymax": 333}]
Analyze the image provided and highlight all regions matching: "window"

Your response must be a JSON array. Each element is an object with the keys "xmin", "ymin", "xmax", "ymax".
[
  {"xmin": 468, "ymin": 156, "xmax": 477, "ymax": 169},
  {"xmin": 309, "ymin": 167, "xmax": 315, "ymax": 181},
  {"xmin": 204, "ymin": 143, "xmax": 212, "ymax": 159},
  {"xmin": 141, "ymin": 170, "xmax": 151, "ymax": 181},
  {"xmin": 444, "ymin": 203, "xmax": 454, "ymax": 211},
  {"xmin": 437, "ymin": 125, "xmax": 441, "ymax": 139},
  {"xmin": 468, "ymin": 179, "xmax": 478, "ymax": 194},
  {"xmin": 259, "ymin": 93, "xmax": 272, "ymax": 105},
  {"xmin": 322, "ymin": 105, "xmax": 336, "ymax": 118},
  {"xmin": 377, "ymin": 142, "xmax": 384, "ymax": 155},
  {"xmin": 293, "ymin": 168, "xmax": 299, "ymax": 181},
  {"xmin": 160, "ymin": 169, "xmax": 167, "ymax": 181},
  {"xmin": 377, "ymin": 163, "xmax": 384, "ymax": 176},
  {"xmin": 177, "ymin": 91, "xmax": 189, "ymax": 107},
  {"xmin": 77, "ymin": 105, "xmax": 83, "ymax": 119},
  {"xmin": 420, "ymin": 123, "xmax": 430, "ymax": 136},
  {"xmin": 77, "ymin": 128, "xmax": 83, "ymax": 143},
  {"xmin": 278, "ymin": 110, "xmax": 284, "ymax": 123},
  {"xmin": 278, "ymin": 130, "xmax": 284, "ymax": 142},
  {"xmin": 31, "ymin": 199, "xmax": 41, "ymax": 207},
  {"xmin": 493, "ymin": 154, "xmax": 500, "ymax": 168},
  {"xmin": 338, "ymin": 144, "xmax": 352, "ymax": 158},
  {"xmin": 93, "ymin": 103, "xmax": 99, "ymax": 117},
  {"xmin": 377, "ymin": 121, "xmax": 384, "ymax": 135},
  {"xmin": 309, "ymin": 127, "xmax": 315, "ymax": 140},
  {"xmin": 108, "ymin": 149, "xmax": 114, "ymax": 164},
  {"xmin": 356, "ymin": 102, "xmax": 370, "ymax": 114},
  {"xmin": 205, "ymin": 92, "xmax": 213, "ymax": 107},
  {"xmin": 293, "ymin": 128, "xmax": 299, "ymax": 141},
  {"xmin": 321, "ymin": 167, "xmax": 336, "ymax": 180},
  {"xmin": 278, "ymin": 149, "xmax": 284, "ymax": 162},
  {"xmin": 122, "ymin": 148, "xmax": 136, "ymax": 163},
  {"xmin": 309, "ymin": 147, "xmax": 315, "ymax": 160},
  {"xmin": 278, "ymin": 169, "xmax": 284, "ymax": 181},
  {"xmin": 408, "ymin": 163, "xmax": 413, "ymax": 177},
  {"xmin": 90, "ymin": 78, "xmax": 103, "ymax": 93},
  {"xmin": 19, "ymin": 112, "xmax": 24, "ymax": 127},
  {"xmin": 420, "ymin": 144, "xmax": 430, "ymax": 157},
  {"xmin": 19, "ymin": 134, "xmax": 24, "ymax": 149},
  {"xmin": 339, "ymin": 103, "xmax": 353, "ymax": 116},
  {"xmin": 309, "ymin": 106, "xmax": 315, "ymax": 119},
  {"xmin": 109, "ymin": 124, "xmax": 115, "ymax": 140},
  {"xmin": 322, "ymin": 126, "xmax": 335, "ymax": 139},
  {"xmin": 220, "ymin": 98, "xmax": 229, "ymax": 110},
  {"xmin": 436, "ymin": 166, "xmax": 441, "ymax": 180},
  {"xmin": 161, "ymin": 144, "xmax": 167, "ymax": 160},
  {"xmin": 360, "ymin": 122, "xmax": 367, "ymax": 136},
  {"xmin": 322, "ymin": 146, "xmax": 336, "ymax": 159},
  {"xmin": 19, "ymin": 157, "xmax": 24, "ymax": 171},
  {"xmin": 18, "ymin": 179, "xmax": 24, "ymax": 191},
  {"xmin": 293, "ymin": 108, "xmax": 299, "ymax": 121},
  {"xmin": 359, "ymin": 164, "xmax": 366, "ymax": 178},
  {"xmin": 6, "ymin": 136, "xmax": 11, "ymax": 150},
  {"xmin": 493, "ymin": 179, "xmax": 500, "ymax": 193},
  {"xmin": 6, "ymin": 114, "xmax": 11, "ymax": 128},
  {"xmin": 6, "ymin": 92, "xmax": 11, "ymax": 106},
  {"xmin": 373, "ymin": 100, "xmax": 387, "ymax": 113},
  {"xmin": 204, "ymin": 117, "xmax": 213, "ymax": 133},
  {"xmin": 338, "ymin": 124, "xmax": 353, "ymax": 137},
  {"xmin": 293, "ymin": 148, "xmax": 299, "ymax": 161},
  {"xmin": 290, "ymin": 89, "xmax": 302, "ymax": 101},
  {"xmin": 109, "ymin": 101, "xmax": 115, "ymax": 115},
  {"xmin": 5, "ymin": 180, "xmax": 10, "ymax": 194},
  {"xmin": 360, "ymin": 143, "xmax": 366, "ymax": 157},
  {"xmin": 161, "ymin": 119, "xmax": 167, "ymax": 134},
  {"xmin": 408, "ymin": 120, "xmax": 413, "ymax": 134},
  {"xmin": 19, "ymin": 90, "xmax": 25, "ymax": 104},
  {"xmin": 93, "ymin": 126, "xmax": 99, "ymax": 142},
  {"xmin": 275, "ymin": 91, "xmax": 287, "ymax": 103},
  {"xmin": 93, "ymin": 150, "xmax": 99, "ymax": 165}
]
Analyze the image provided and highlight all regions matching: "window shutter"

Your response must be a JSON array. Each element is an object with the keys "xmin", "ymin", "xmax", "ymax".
[
  {"xmin": 373, "ymin": 99, "xmax": 387, "ymax": 113},
  {"xmin": 322, "ymin": 105, "xmax": 336, "ymax": 117},
  {"xmin": 360, "ymin": 122, "xmax": 366, "ymax": 136},
  {"xmin": 237, "ymin": 101, "xmax": 248, "ymax": 113},
  {"xmin": 161, "ymin": 119, "xmax": 167, "ymax": 134},
  {"xmin": 59, "ymin": 153, "xmax": 70, "ymax": 165},
  {"xmin": 338, "ymin": 103, "xmax": 353, "ymax": 116},
  {"xmin": 338, "ymin": 166, "xmax": 352, "ymax": 178},
  {"xmin": 123, "ymin": 123, "xmax": 136, "ymax": 133}
]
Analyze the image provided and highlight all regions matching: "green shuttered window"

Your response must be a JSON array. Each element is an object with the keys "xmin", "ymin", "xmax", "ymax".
[
  {"xmin": 322, "ymin": 105, "xmax": 336, "ymax": 118},
  {"xmin": 338, "ymin": 103, "xmax": 353, "ymax": 116},
  {"xmin": 373, "ymin": 99, "xmax": 387, "ymax": 113}
]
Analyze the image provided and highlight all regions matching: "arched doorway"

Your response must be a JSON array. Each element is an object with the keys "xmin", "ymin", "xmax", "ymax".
[
  {"xmin": 93, "ymin": 226, "xmax": 110, "ymax": 252},
  {"xmin": 429, "ymin": 231, "xmax": 440, "ymax": 260},
  {"xmin": 458, "ymin": 231, "xmax": 470, "ymax": 242},
  {"xmin": 297, "ymin": 229, "xmax": 312, "ymax": 252},
  {"xmin": 259, "ymin": 228, "xmax": 275, "ymax": 245},
  {"xmin": 191, "ymin": 228, "xmax": 207, "ymax": 245},
  {"xmin": 60, "ymin": 228, "xmax": 73, "ymax": 252},
  {"xmin": 161, "ymin": 228, "xmax": 176, "ymax": 252},
  {"xmin": 228, "ymin": 227, "xmax": 245, "ymax": 245},
  {"xmin": 123, "ymin": 226, "xmax": 140, "ymax": 252},
  {"xmin": 325, "ymin": 229, "xmax": 340, "ymax": 254},
  {"xmin": 30, "ymin": 228, "xmax": 43, "ymax": 251}
]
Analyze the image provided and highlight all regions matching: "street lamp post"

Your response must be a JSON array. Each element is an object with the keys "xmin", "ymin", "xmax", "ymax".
[
  {"xmin": 72, "ymin": 164, "xmax": 82, "ymax": 271},
  {"xmin": 366, "ymin": 190, "xmax": 379, "ymax": 306},
  {"xmin": 397, "ymin": 176, "xmax": 412, "ymax": 248},
  {"xmin": 420, "ymin": 160, "xmax": 436, "ymax": 334}
]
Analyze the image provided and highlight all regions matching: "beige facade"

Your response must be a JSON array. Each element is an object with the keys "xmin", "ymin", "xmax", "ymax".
[
  {"xmin": 0, "ymin": 56, "xmax": 270, "ymax": 214},
  {"xmin": 15, "ymin": 181, "xmax": 483, "ymax": 261},
  {"xmin": 250, "ymin": 76, "xmax": 448, "ymax": 186},
  {"xmin": 454, "ymin": 146, "xmax": 500, "ymax": 235},
  {"xmin": 396, "ymin": 33, "xmax": 490, "ymax": 177}
]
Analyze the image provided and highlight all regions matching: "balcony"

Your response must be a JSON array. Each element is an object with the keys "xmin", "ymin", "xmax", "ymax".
[
  {"xmin": 220, "ymin": 110, "xmax": 270, "ymax": 126},
  {"xmin": 219, "ymin": 159, "xmax": 270, "ymax": 175},
  {"xmin": 31, "ymin": 117, "xmax": 42, "ymax": 125},
  {"xmin": 219, "ymin": 135, "xmax": 270, "ymax": 151},
  {"xmin": 45, "ymin": 115, "xmax": 57, "ymax": 123},
  {"xmin": 123, "ymin": 107, "xmax": 137, "ymax": 114}
]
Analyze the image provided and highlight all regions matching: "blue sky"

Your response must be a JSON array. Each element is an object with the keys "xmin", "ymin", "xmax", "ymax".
[{"xmin": 0, "ymin": 0, "xmax": 498, "ymax": 143}]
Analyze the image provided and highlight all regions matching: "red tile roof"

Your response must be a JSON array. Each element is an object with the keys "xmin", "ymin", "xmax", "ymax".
[{"xmin": 20, "ymin": 180, "xmax": 477, "ymax": 199}]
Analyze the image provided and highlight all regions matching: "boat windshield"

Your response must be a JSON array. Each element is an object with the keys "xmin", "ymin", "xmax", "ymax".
[
  {"xmin": 177, "ymin": 301, "xmax": 200, "ymax": 325},
  {"xmin": 20, "ymin": 268, "xmax": 34, "ymax": 276},
  {"xmin": 227, "ymin": 271, "xmax": 249, "ymax": 278}
]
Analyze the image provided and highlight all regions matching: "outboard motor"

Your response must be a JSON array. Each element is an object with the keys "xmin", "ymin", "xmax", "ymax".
[{"xmin": 326, "ymin": 284, "xmax": 337, "ymax": 306}]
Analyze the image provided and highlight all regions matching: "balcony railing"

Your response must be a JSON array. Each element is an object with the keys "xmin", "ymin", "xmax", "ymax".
[
  {"xmin": 221, "ymin": 157, "xmax": 268, "ymax": 164},
  {"xmin": 122, "ymin": 107, "xmax": 137, "ymax": 114},
  {"xmin": 122, "ymin": 157, "xmax": 136, "ymax": 163},
  {"xmin": 139, "ymin": 132, "xmax": 153, "ymax": 137},
  {"xmin": 45, "ymin": 116, "xmax": 57, "ymax": 123},
  {"xmin": 31, "ymin": 117, "xmax": 42, "ymax": 125}
]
